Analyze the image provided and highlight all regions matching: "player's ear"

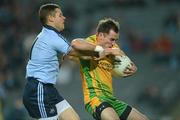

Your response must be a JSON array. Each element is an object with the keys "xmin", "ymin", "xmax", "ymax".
[
  {"xmin": 97, "ymin": 32, "xmax": 104, "ymax": 40},
  {"xmin": 100, "ymin": 32, "xmax": 106, "ymax": 37},
  {"xmin": 47, "ymin": 15, "xmax": 54, "ymax": 22},
  {"xmin": 99, "ymin": 32, "xmax": 103, "ymax": 36}
]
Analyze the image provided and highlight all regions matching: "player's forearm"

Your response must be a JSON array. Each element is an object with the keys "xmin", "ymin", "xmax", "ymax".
[
  {"xmin": 70, "ymin": 39, "xmax": 105, "ymax": 58},
  {"xmin": 68, "ymin": 47, "xmax": 99, "ymax": 58},
  {"xmin": 71, "ymin": 39, "xmax": 96, "ymax": 51}
]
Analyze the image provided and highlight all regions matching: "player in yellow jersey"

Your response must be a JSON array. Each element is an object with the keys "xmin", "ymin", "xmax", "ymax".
[{"xmin": 68, "ymin": 18, "xmax": 149, "ymax": 120}]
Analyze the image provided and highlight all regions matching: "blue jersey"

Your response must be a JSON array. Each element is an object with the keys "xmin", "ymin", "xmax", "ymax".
[{"xmin": 26, "ymin": 25, "xmax": 71, "ymax": 84}]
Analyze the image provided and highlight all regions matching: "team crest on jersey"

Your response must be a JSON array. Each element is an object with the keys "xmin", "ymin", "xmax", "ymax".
[{"xmin": 98, "ymin": 60, "xmax": 113, "ymax": 71}]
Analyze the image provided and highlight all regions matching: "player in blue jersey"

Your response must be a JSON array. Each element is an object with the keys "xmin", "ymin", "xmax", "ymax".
[{"xmin": 22, "ymin": 3, "xmax": 106, "ymax": 120}]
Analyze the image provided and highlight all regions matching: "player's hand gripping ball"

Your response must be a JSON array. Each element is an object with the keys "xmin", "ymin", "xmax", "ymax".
[{"xmin": 112, "ymin": 55, "xmax": 132, "ymax": 77}]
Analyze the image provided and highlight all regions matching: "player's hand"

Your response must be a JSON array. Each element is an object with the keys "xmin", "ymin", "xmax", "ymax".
[
  {"xmin": 123, "ymin": 62, "xmax": 137, "ymax": 77},
  {"xmin": 94, "ymin": 49, "xmax": 106, "ymax": 60},
  {"xmin": 110, "ymin": 48, "xmax": 125, "ymax": 56},
  {"xmin": 100, "ymin": 48, "xmax": 125, "ymax": 57},
  {"xmin": 94, "ymin": 48, "xmax": 124, "ymax": 60},
  {"xmin": 94, "ymin": 48, "xmax": 116, "ymax": 60}
]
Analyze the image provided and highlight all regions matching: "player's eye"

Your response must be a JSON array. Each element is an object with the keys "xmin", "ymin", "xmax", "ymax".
[
  {"xmin": 110, "ymin": 38, "xmax": 116, "ymax": 41},
  {"xmin": 59, "ymin": 13, "xmax": 63, "ymax": 17}
]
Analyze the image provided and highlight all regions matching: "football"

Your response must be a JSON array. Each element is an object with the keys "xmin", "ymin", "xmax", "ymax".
[{"xmin": 112, "ymin": 55, "xmax": 132, "ymax": 77}]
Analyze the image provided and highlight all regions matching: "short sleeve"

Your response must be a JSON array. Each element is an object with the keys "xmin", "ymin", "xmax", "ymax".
[{"xmin": 50, "ymin": 35, "xmax": 71, "ymax": 54}]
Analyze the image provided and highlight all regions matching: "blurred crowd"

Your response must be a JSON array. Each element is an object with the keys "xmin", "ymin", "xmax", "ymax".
[{"xmin": 0, "ymin": 0, "xmax": 180, "ymax": 119}]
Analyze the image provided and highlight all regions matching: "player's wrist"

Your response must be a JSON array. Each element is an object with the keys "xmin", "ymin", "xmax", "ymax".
[{"xmin": 94, "ymin": 45, "xmax": 104, "ymax": 53}]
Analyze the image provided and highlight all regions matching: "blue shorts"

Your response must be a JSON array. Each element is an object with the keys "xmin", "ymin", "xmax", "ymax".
[{"xmin": 23, "ymin": 77, "xmax": 71, "ymax": 119}]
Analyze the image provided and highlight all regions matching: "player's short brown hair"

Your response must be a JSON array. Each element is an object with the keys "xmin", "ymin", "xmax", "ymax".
[
  {"xmin": 96, "ymin": 18, "xmax": 120, "ymax": 34},
  {"xmin": 39, "ymin": 3, "xmax": 60, "ymax": 25}
]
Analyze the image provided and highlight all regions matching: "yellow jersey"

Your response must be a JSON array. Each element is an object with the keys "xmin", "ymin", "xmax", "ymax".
[{"xmin": 79, "ymin": 35, "xmax": 119, "ymax": 104}]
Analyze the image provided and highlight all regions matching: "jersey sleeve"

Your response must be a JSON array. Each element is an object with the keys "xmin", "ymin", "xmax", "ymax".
[{"xmin": 50, "ymin": 35, "xmax": 71, "ymax": 54}]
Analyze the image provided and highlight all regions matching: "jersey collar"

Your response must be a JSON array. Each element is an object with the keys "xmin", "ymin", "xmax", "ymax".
[{"xmin": 43, "ymin": 24, "xmax": 61, "ymax": 35}]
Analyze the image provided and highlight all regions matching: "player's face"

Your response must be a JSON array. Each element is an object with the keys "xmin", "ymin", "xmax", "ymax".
[
  {"xmin": 99, "ymin": 30, "xmax": 119, "ymax": 48},
  {"xmin": 53, "ymin": 8, "xmax": 66, "ymax": 31}
]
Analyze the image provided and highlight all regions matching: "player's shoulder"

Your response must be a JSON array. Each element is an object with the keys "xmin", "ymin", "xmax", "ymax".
[
  {"xmin": 36, "ymin": 32, "xmax": 58, "ymax": 47},
  {"xmin": 42, "ymin": 27, "xmax": 60, "ymax": 39},
  {"xmin": 85, "ymin": 35, "xmax": 96, "ymax": 43}
]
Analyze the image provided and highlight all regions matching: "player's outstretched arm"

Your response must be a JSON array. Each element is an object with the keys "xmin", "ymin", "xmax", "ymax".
[
  {"xmin": 69, "ymin": 38, "xmax": 106, "ymax": 59},
  {"xmin": 71, "ymin": 39, "xmax": 97, "ymax": 51}
]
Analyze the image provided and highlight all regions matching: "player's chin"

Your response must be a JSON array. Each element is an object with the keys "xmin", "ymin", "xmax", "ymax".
[
  {"xmin": 61, "ymin": 26, "xmax": 65, "ymax": 31},
  {"xmin": 59, "ymin": 25, "xmax": 65, "ymax": 31}
]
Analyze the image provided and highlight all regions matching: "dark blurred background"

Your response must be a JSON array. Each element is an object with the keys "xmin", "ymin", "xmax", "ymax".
[{"xmin": 0, "ymin": 0, "xmax": 180, "ymax": 120}]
